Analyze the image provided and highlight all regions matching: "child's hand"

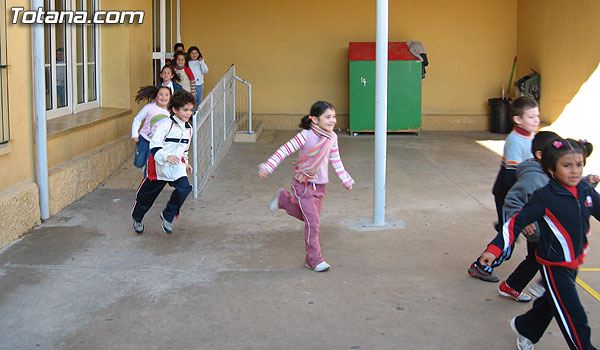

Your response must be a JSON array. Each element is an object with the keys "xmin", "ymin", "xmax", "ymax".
[
  {"xmin": 478, "ymin": 251, "xmax": 496, "ymax": 267},
  {"xmin": 587, "ymin": 174, "xmax": 600, "ymax": 185},
  {"xmin": 166, "ymin": 155, "xmax": 180, "ymax": 165},
  {"xmin": 258, "ymin": 168, "xmax": 269, "ymax": 179},
  {"xmin": 345, "ymin": 184, "xmax": 353, "ymax": 191},
  {"xmin": 186, "ymin": 164, "xmax": 193, "ymax": 173},
  {"xmin": 133, "ymin": 137, "xmax": 139, "ymax": 142},
  {"xmin": 521, "ymin": 223, "xmax": 536, "ymax": 236}
]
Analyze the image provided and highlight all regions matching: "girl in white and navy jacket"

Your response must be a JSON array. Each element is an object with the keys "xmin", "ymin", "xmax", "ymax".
[
  {"xmin": 479, "ymin": 138, "xmax": 599, "ymax": 350},
  {"xmin": 132, "ymin": 90, "xmax": 195, "ymax": 235},
  {"xmin": 258, "ymin": 101, "xmax": 354, "ymax": 272}
]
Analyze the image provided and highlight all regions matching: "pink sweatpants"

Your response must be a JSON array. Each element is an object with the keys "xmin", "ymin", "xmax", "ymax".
[{"xmin": 278, "ymin": 179, "xmax": 327, "ymax": 268}]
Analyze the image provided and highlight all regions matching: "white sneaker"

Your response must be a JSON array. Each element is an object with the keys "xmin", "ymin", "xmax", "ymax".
[
  {"xmin": 269, "ymin": 189, "xmax": 283, "ymax": 212},
  {"xmin": 132, "ymin": 217, "xmax": 144, "ymax": 234},
  {"xmin": 510, "ymin": 317, "xmax": 534, "ymax": 350},
  {"xmin": 305, "ymin": 261, "xmax": 330, "ymax": 272},
  {"xmin": 528, "ymin": 277, "xmax": 546, "ymax": 298}
]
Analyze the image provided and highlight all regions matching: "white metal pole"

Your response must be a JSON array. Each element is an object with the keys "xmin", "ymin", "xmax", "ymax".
[
  {"xmin": 373, "ymin": 0, "xmax": 388, "ymax": 226},
  {"xmin": 32, "ymin": 0, "xmax": 50, "ymax": 220}
]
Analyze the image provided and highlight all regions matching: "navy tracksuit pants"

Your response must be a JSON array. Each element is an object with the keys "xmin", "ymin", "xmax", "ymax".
[
  {"xmin": 505, "ymin": 241, "xmax": 540, "ymax": 292},
  {"xmin": 514, "ymin": 265, "xmax": 596, "ymax": 350},
  {"xmin": 132, "ymin": 176, "xmax": 192, "ymax": 223}
]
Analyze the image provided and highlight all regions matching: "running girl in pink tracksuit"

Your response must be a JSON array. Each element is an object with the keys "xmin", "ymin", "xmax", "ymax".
[{"xmin": 258, "ymin": 101, "xmax": 354, "ymax": 272}]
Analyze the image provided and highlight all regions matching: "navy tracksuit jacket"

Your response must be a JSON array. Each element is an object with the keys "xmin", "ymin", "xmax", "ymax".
[{"xmin": 486, "ymin": 179, "xmax": 600, "ymax": 350}]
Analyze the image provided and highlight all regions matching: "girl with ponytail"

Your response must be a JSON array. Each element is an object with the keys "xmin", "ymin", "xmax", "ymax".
[{"xmin": 258, "ymin": 101, "xmax": 354, "ymax": 272}]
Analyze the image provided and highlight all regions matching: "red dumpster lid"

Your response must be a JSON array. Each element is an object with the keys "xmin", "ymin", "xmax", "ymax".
[{"xmin": 349, "ymin": 42, "xmax": 418, "ymax": 61}]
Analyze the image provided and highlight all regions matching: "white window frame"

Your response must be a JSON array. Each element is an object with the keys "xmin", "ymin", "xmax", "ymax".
[
  {"xmin": 0, "ymin": 1, "xmax": 9, "ymax": 143},
  {"xmin": 152, "ymin": 0, "xmax": 180, "ymax": 84},
  {"xmin": 44, "ymin": 0, "xmax": 101, "ymax": 120}
]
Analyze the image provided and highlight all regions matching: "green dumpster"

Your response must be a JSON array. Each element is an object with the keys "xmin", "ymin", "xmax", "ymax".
[{"xmin": 349, "ymin": 42, "xmax": 422, "ymax": 133}]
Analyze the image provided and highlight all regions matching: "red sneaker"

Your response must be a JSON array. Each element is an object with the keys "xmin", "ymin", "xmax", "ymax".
[{"xmin": 498, "ymin": 281, "xmax": 532, "ymax": 302}]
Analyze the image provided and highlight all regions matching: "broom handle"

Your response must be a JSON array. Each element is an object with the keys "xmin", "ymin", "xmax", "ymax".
[{"xmin": 507, "ymin": 56, "xmax": 517, "ymax": 98}]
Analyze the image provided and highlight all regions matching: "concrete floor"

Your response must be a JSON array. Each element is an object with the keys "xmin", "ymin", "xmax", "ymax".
[{"xmin": 0, "ymin": 130, "xmax": 598, "ymax": 350}]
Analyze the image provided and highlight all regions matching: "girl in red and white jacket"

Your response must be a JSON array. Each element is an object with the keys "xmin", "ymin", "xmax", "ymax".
[
  {"xmin": 479, "ymin": 138, "xmax": 599, "ymax": 350},
  {"xmin": 172, "ymin": 51, "xmax": 196, "ymax": 97}
]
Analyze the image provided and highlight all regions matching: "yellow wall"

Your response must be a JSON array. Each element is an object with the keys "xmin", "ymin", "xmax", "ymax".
[
  {"xmin": 517, "ymin": 0, "xmax": 600, "ymax": 124},
  {"xmin": 0, "ymin": 0, "xmax": 35, "ymax": 192},
  {"xmin": 181, "ymin": 0, "xmax": 517, "ymax": 129}
]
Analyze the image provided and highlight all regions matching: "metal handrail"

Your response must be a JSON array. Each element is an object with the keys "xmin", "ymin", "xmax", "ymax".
[{"xmin": 191, "ymin": 65, "xmax": 251, "ymax": 198}]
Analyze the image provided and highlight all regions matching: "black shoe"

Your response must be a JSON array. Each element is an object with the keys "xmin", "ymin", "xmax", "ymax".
[{"xmin": 468, "ymin": 262, "xmax": 499, "ymax": 282}]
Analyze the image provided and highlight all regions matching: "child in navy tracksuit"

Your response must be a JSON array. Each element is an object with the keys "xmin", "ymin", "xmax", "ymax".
[
  {"xmin": 498, "ymin": 134, "xmax": 598, "ymax": 303},
  {"xmin": 479, "ymin": 138, "xmax": 599, "ymax": 350},
  {"xmin": 469, "ymin": 96, "xmax": 540, "ymax": 282},
  {"xmin": 131, "ymin": 90, "xmax": 195, "ymax": 235}
]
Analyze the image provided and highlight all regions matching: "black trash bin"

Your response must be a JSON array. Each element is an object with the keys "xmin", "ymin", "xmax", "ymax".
[{"xmin": 488, "ymin": 98, "xmax": 511, "ymax": 134}]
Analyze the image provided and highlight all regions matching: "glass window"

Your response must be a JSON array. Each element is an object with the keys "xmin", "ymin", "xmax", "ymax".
[{"xmin": 44, "ymin": 0, "xmax": 100, "ymax": 119}]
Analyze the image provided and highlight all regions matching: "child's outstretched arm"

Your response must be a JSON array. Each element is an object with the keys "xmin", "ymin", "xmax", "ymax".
[
  {"xmin": 479, "ymin": 193, "xmax": 545, "ymax": 266},
  {"xmin": 258, "ymin": 131, "xmax": 306, "ymax": 178},
  {"xmin": 329, "ymin": 139, "xmax": 354, "ymax": 190}
]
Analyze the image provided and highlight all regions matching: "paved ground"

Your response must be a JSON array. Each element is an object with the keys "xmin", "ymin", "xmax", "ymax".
[{"xmin": 0, "ymin": 130, "xmax": 598, "ymax": 350}]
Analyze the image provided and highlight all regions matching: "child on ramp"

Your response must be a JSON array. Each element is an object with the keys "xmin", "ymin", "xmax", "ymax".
[{"xmin": 258, "ymin": 101, "xmax": 354, "ymax": 272}]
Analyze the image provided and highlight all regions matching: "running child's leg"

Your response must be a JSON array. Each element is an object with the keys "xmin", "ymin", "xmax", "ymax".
[
  {"xmin": 515, "ymin": 265, "xmax": 594, "ymax": 349},
  {"xmin": 505, "ymin": 241, "xmax": 539, "ymax": 292},
  {"xmin": 295, "ymin": 183, "xmax": 326, "ymax": 268},
  {"xmin": 278, "ymin": 181, "xmax": 305, "ymax": 221},
  {"xmin": 541, "ymin": 265, "xmax": 594, "ymax": 350},
  {"xmin": 162, "ymin": 176, "xmax": 193, "ymax": 222},
  {"xmin": 132, "ymin": 178, "xmax": 167, "ymax": 222}
]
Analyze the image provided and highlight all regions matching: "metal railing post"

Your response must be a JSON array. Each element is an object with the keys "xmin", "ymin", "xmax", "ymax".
[
  {"xmin": 210, "ymin": 94, "xmax": 214, "ymax": 165},
  {"xmin": 223, "ymin": 78, "xmax": 226, "ymax": 140},
  {"xmin": 193, "ymin": 111, "xmax": 198, "ymax": 198},
  {"xmin": 248, "ymin": 83, "xmax": 252, "ymax": 133}
]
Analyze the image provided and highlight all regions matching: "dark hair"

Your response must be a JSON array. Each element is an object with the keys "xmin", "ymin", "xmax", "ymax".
[
  {"xmin": 173, "ymin": 42, "xmax": 185, "ymax": 51},
  {"xmin": 299, "ymin": 101, "xmax": 335, "ymax": 129},
  {"xmin": 510, "ymin": 96, "xmax": 539, "ymax": 120},
  {"xmin": 541, "ymin": 138, "xmax": 593, "ymax": 176},
  {"xmin": 173, "ymin": 51, "xmax": 188, "ymax": 66},
  {"xmin": 531, "ymin": 131, "xmax": 560, "ymax": 154},
  {"xmin": 168, "ymin": 90, "xmax": 196, "ymax": 115},
  {"xmin": 159, "ymin": 65, "xmax": 181, "ymax": 83},
  {"xmin": 187, "ymin": 46, "xmax": 202, "ymax": 59},
  {"xmin": 135, "ymin": 85, "xmax": 171, "ymax": 104}
]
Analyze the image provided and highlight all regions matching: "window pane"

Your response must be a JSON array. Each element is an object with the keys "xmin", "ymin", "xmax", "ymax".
[
  {"xmin": 77, "ymin": 64, "xmax": 84, "ymax": 103},
  {"xmin": 76, "ymin": 24, "xmax": 84, "ymax": 103},
  {"xmin": 86, "ymin": 24, "xmax": 96, "ymax": 101},
  {"xmin": 166, "ymin": 0, "xmax": 172, "ymax": 51},
  {"xmin": 87, "ymin": 63, "xmax": 96, "ymax": 101},
  {"xmin": 55, "ymin": 0, "xmax": 67, "ymax": 108},
  {"xmin": 86, "ymin": 25, "xmax": 95, "ymax": 64},
  {"xmin": 44, "ymin": 23, "xmax": 53, "ymax": 110},
  {"xmin": 154, "ymin": 59, "xmax": 164, "ymax": 85},
  {"xmin": 153, "ymin": 0, "xmax": 159, "ymax": 52}
]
